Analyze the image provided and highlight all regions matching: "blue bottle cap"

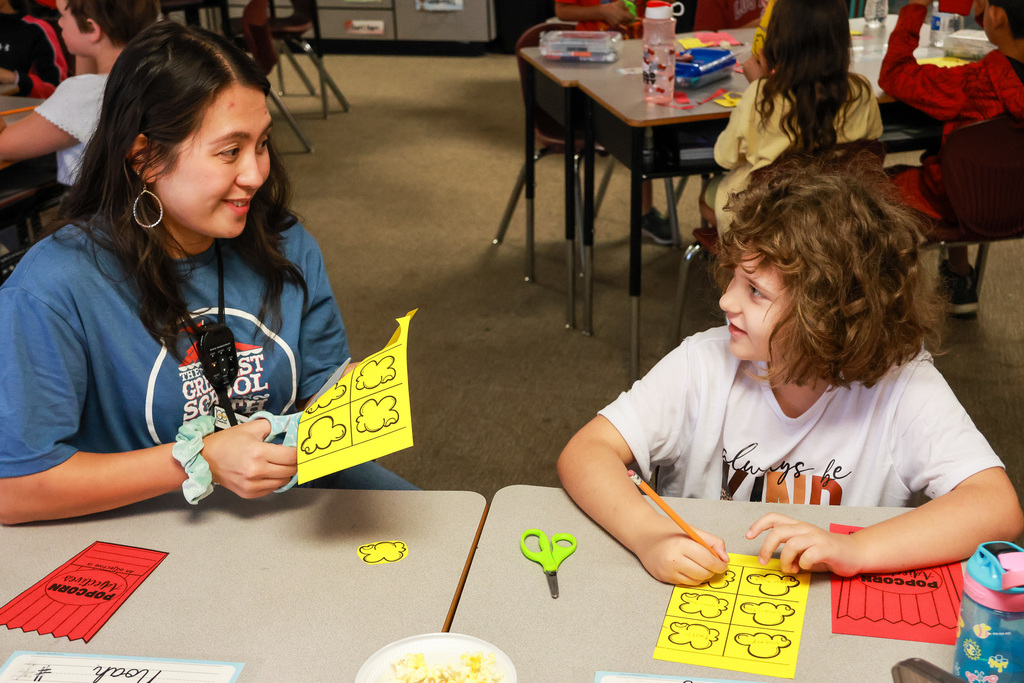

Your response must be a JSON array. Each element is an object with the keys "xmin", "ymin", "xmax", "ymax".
[{"xmin": 966, "ymin": 541, "xmax": 1024, "ymax": 594}]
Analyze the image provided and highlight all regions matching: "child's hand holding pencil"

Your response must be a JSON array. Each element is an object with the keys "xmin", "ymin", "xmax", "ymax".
[{"xmin": 627, "ymin": 470, "xmax": 730, "ymax": 585}]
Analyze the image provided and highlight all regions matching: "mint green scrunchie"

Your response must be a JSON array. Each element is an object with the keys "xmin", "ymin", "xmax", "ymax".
[{"xmin": 171, "ymin": 412, "xmax": 301, "ymax": 505}]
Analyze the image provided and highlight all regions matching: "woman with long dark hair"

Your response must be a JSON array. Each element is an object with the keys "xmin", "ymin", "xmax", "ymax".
[{"xmin": 0, "ymin": 20, "xmax": 413, "ymax": 524}]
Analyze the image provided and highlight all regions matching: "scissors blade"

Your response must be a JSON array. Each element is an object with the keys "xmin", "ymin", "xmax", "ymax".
[
  {"xmin": 545, "ymin": 571, "xmax": 560, "ymax": 599},
  {"xmin": 309, "ymin": 358, "xmax": 351, "ymax": 404}
]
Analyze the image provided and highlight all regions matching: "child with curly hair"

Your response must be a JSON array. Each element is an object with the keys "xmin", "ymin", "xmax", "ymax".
[{"xmin": 557, "ymin": 154, "xmax": 1023, "ymax": 586}]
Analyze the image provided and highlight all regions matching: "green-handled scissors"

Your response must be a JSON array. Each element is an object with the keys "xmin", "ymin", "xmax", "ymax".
[{"xmin": 520, "ymin": 528, "xmax": 577, "ymax": 599}]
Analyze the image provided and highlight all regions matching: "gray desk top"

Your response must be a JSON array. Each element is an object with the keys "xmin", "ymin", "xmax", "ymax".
[
  {"xmin": 521, "ymin": 30, "xmax": 755, "ymax": 126},
  {"xmin": 578, "ymin": 38, "xmax": 752, "ymax": 127},
  {"xmin": 451, "ymin": 485, "xmax": 955, "ymax": 683},
  {"xmin": 0, "ymin": 488, "xmax": 486, "ymax": 682},
  {"xmin": 524, "ymin": 18, "xmax": 944, "ymax": 129}
]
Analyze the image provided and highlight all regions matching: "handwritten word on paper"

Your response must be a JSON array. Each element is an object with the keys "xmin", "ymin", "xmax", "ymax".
[
  {"xmin": 0, "ymin": 542, "xmax": 167, "ymax": 643},
  {"xmin": 654, "ymin": 554, "xmax": 810, "ymax": 679},
  {"xmin": 830, "ymin": 524, "xmax": 963, "ymax": 644},
  {"xmin": 0, "ymin": 652, "xmax": 243, "ymax": 683},
  {"xmin": 297, "ymin": 310, "xmax": 416, "ymax": 484}
]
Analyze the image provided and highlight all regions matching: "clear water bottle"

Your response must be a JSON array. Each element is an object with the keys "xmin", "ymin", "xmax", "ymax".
[
  {"xmin": 931, "ymin": 1, "xmax": 964, "ymax": 47},
  {"xmin": 863, "ymin": 0, "xmax": 886, "ymax": 28},
  {"xmin": 642, "ymin": 1, "xmax": 677, "ymax": 105},
  {"xmin": 952, "ymin": 542, "xmax": 1024, "ymax": 683}
]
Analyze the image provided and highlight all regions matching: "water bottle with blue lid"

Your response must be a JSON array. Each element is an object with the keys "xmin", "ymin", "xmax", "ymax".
[{"xmin": 953, "ymin": 541, "xmax": 1024, "ymax": 682}]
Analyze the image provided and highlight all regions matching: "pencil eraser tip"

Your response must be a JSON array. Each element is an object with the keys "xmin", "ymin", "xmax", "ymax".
[{"xmin": 627, "ymin": 469, "xmax": 635, "ymax": 476}]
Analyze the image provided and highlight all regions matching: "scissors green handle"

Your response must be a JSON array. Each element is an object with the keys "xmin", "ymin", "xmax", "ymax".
[
  {"xmin": 520, "ymin": 529, "xmax": 577, "ymax": 572},
  {"xmin": 622, "ymin": 0, "xmax": 638, "ymax": 18}
]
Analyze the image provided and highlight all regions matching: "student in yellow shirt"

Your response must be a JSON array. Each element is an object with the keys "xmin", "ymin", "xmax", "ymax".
[{"xmin": 699, "ymin": 0, "xmax": 881, "ymax": 232}]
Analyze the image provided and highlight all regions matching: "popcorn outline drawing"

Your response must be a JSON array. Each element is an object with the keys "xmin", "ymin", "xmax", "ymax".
[
  {"xmin": 358, "ymin": 540, "xmax": 408, "ymax": 564},
  {"xmin": 296, "ymin": 311, "xmax": 416, "ymax": 483},
  {"xmin": 655, "ymin": 554, "xmax": 810, "ymax": 676},
  {"xmin": 300, "ymin": 356, "xmax": 404, "ymax": 451}
]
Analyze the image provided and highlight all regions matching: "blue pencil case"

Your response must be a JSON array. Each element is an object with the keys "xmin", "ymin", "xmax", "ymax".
[{"xmin": 675, "ymin": 47, "xmax": 737, "ymax": 88}]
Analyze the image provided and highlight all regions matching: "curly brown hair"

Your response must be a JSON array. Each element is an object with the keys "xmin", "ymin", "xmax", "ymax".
[{"xmin": 716, "ymin": 153, "xmax": 945, "ymax": 388}]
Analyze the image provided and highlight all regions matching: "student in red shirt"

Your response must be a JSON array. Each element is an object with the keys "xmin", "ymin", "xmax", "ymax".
[
  {"xmin": 879, "ymin": 0, "xmax": 1024, "ymax": 317},
  {"xmin": 0, "ymin": 0, "xmax": 66, "ymax": 98},
  {"xmin": 693, "ymin": 0, "xmax": 768, "ymax": 30}
]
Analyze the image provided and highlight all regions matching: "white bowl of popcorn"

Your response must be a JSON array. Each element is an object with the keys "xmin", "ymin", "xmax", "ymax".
[{"xmin": 355, "ymin": 632, "xmax": 517, "ymax": 683}]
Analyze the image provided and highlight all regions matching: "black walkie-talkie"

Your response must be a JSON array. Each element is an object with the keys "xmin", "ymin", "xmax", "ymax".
[
  {"xmin": 195, "ymin": 319, "xmax": 239, "ymax": 429},
  {"xmin": 196, "ymin": 321, "xmax": 238, "ymax": 391}
]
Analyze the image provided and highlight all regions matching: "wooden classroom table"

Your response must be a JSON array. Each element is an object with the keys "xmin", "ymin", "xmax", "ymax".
[
  {"xmin": 451, "ymin": 484, "xmax": 956, "ymax": 682},
  {"xmin": 0, "ymin": 488, "xmax": 487, "ymax": 681}
]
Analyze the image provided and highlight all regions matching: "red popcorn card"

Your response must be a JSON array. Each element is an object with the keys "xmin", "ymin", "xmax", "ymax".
[
  {"xmin": 694, "ymin": 31, "xmax": 742, "ymax": 46},
  {"xmin": 0, "ymin": 541, "xmax": 167, "ymax": 642},
  {"xmin": 830, "ymin": 524, "xmax": 963, "ymax": 644}
]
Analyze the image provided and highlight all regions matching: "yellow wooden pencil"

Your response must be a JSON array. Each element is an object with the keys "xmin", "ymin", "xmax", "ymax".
[{"xmin": 627, "ymin": 469, "xmax": 718, "ymax": 555}]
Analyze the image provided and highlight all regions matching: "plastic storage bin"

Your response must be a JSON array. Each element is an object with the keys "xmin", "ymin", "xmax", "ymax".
[
  {"xmin": 675, "ymin": 47, "xmax": 736, "ymax": 88},
  {"xmin": 943, "ymin": 29, "xmax": 996, "ymax": 60},
  {"xmin": 539, "ymin": 30, "xmax": 623, "ymax": 63}
]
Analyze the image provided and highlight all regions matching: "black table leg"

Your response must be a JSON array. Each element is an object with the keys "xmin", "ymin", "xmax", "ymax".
[
  {"xmin": 524, "ymin": 64, "xmax": 536, "ymax": 283},
  {"xmin": 582, "ymin": 95, "xmax": 595, "ymax": 336},
  {"xmin": 563, "ymin": 86, "xmax": 576, "ymax": 330},
  {"xmin": 629, "ymin": 127, "xmax": 645, "ymax": 384}
]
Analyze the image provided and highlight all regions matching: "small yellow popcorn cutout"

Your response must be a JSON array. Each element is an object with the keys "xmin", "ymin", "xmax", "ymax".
[{"xmin": 358, "ymin": 540, "xmax": 408, "ymax": 564}]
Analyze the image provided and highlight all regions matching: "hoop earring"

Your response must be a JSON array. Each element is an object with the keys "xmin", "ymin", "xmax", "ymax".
[{"xmin": 133, "ymin": 185, "xmax": 163, "ymax": 229}]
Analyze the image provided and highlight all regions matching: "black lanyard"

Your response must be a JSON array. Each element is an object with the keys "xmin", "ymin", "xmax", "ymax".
[{"xmin": 192, "ymin": 240, "xmax": 239, "ymax": 429}]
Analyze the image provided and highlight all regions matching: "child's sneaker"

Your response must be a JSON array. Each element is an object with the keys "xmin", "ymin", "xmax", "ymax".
[
  {"xmin": 939, "ymin": 260, "xmax": 979, "ymax": 318},
  {"xmin": 641, "ymin": 209, "xmax": 677, "ymax": 246}
]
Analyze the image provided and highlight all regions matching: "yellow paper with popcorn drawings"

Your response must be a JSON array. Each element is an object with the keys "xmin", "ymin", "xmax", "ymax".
[
  {"xmin": 654, "ymin": 554, "xmax": 810, "ymax": 678},
  {"xmin": 296, "ymin": 310, "xmax": 416, "ymax": 484}
]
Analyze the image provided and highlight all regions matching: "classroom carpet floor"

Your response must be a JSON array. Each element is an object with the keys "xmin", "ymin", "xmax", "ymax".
[{"xmin": 270, "ymin": 50, "xmax": 1022, "ymax": 542}]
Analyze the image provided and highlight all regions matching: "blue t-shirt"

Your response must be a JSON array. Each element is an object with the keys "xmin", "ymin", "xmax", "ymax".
[{"xmin": 0, "ymin": 221, "xmax": 348, "ymax": 478}]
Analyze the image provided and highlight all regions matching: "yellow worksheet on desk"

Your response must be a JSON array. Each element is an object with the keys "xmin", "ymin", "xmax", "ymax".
[
  {"xmin": 654, "ymin": 554, "xmax": 810, "ymax": 679},
  {"xmin": 296, "ymin": 309, "xmax": 416, "ymax": 484}
]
